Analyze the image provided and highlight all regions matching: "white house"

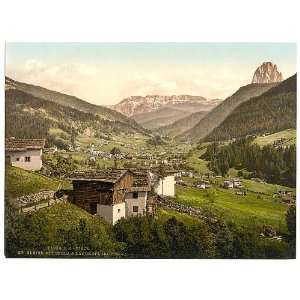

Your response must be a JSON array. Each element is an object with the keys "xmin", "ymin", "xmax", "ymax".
[
  {"xmin": 5, "ymin": 138, "xmax": 45, "ymax": 171},
  {"xmin": 233, "ymin": 178, "xmax": 243, "ymax": 188},
  {"xmin": 151, "ymin": 171, "xmax": 175, "ymax": 197},
  {"xmin": 223, "ymin": 180, "xmax": 234, "ymax": 189}
]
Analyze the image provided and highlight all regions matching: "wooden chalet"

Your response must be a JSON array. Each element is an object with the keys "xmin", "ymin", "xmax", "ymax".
[{"xmin": 70, "ymin": 169, "xmax": 151, "ymax": 224}]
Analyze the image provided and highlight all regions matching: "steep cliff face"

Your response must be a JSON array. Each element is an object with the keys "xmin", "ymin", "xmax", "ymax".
[
  {"xmin": 252, "ymin": 62, "xmax": 283, "ymax": 84},
  {"xmin": 113, "ymin": 95, "xmax": 221, "ymax": 117}
]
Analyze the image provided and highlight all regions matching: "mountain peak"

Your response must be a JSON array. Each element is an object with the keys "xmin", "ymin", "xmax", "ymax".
[
  {"xmin": 252, "ymin": 62, "xmax": 283, "ymax": 84},
  {"xmin": 113, "ymin": 95, "xmax": 214, "ymax": 117}
]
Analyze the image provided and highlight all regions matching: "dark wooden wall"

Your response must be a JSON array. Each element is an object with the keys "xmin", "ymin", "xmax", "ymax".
[
  {"xmin": 113, "ymin": 173, "xmax": 134, "ymax": 204},
  {"xmin": 73, "ymin": 180, "xmax": 113, "ymax": 213},
  {"xmin": 72, "ymin": 172, "xmax": 134, "ymax": 213}
]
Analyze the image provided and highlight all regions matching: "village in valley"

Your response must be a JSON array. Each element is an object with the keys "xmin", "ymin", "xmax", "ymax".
[
  {"xmin": 4, "ymin": 44, "xmax": 296, "ymax": 259},
  {"xmin": 5, "ymin": 126, "xmax": 296, "ymax": 250}
]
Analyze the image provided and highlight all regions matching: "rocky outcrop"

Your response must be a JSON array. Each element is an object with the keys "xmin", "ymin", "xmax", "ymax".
[
  {"xmin": 113, "ymin": 95, "xmax": 221, "ymax": 117},
  {"xmin": 252, "ymin": 62, "xmax": 283, "ymax": 84}
]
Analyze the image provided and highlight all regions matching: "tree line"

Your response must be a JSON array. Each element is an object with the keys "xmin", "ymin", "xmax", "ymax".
[{"xmin": 201, "ymin": 138, "xmax": 296, "ymax": 187}]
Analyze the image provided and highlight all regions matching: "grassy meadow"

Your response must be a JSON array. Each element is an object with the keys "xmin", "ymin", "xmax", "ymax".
[
  {"xmin": 175, "ymin": 185, "xmax": 288, "ymax": 233},
  {"xmin": 5, "ymin": 166, "xmax": 71, "ymax": 198},
  {"xmin": 253, "ymin": 128, "xmax": 296, "ymax": 146}
]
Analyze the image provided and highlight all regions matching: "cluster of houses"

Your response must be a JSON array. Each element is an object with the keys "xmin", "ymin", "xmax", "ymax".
[
  {"xmin": 223, "ymin": 178, "xmax": 243, "ymax": 189},
  {"xmin": 276, "ymin": 189, "xmax": 295, "ymax": 204},
  {"xmin": 70, "ymin": 168, "xmax": 176, "ymax": 224},
  {"xmin": 5, "ymin": 138, "xmax": 177, "ymax": 225},
  {"xmin": 7, "ymin": 137, "xmax": 294, "ymax": 226}
]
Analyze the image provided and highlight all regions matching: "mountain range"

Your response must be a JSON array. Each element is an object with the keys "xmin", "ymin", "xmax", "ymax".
[
  {"xmin": 6, "ymin": 61, "xmax": 292, "ymax": 146},
  {"xmin": 112, "ymin": 95, "xmax": 222, "ymax": 129},
  {"xmin": 112, "ymin": 95, "xmax": 221, "ymax": 117}
]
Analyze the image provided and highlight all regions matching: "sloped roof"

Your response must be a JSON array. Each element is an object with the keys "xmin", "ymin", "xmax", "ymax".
[
  {"xmin": 5, "ymin": 138, "xmax": 45, "ymax": 151},
  {"xmin": 129, "ymin": 171, "xmax": 151, "ymax": 191},
  {"xmin": 70, "ymin": 169, "xmax": 130, "ymax": 184}
]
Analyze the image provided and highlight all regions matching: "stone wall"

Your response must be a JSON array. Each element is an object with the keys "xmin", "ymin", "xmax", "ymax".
[
  {"xmin": 14, "ymin": 190, "xmax": 56, "ymax": 207},
  {"xmin": 157, "ymin": 196, "xmax": 218, "ymax": 223}
]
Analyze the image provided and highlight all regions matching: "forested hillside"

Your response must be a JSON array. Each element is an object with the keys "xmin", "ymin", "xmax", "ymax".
[
  {"xmin": 5, "ymin": 89, "xmax": 149, "ymax": 148},
  {"xmin": 133, "ymin": 106, "xmax": 191, "ymax": 129},
  {"xmin": 201, "ymin": 138, "xmax": 296, "ymax": 187},
  {"xmin": 5, "ymin": 76, "xmax": 145, "ymax": 132},
  {"xmin": 157, "ymin": 111, "xmax": 207, "ymax": 136},
  {"xmin": 178, "ymin": 82, "xmax": 277, "ymax": 141},
  {"xmin": 205, "ymin": 74, "xmax": 296, "ymax": 142}
]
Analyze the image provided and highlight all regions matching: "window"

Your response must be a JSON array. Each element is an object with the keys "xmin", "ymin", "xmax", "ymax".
[
  {"xmin": 117, "ymin": 208, "xmax": 121, "ymax": 213},
  {"xmin": 133, "ymin": 206, "xmax": 139, "ymax": 213},
  {"xmin": 133, "ymin": 192, "xmax": 138, "ymax": 198},
  {"xmin": 25, "ymin": 156, "xmax": 31, "ymax": 162},
  {"xmin": 16, "ymin": 157, "xmax": 20, "ymax": 162}
]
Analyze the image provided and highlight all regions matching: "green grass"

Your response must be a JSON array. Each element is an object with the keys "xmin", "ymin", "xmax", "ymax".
[
  {"xmin": 254, "ymin": 128, "xmax": 296, "ymax": 147},
  {"xmin": 14, "ymin": 202, "xmax": 118, "ymax": 256},
  {"xmin": 32, "ymin": 201, "xmax": 110, "ymax": 230},
  {"xmin": 158, "ymin": 208, "xmax": 203, "ymax": 227},
  {"xmin": 243, "ymin": 179, "xmax": 295, "ymax": 196},
  {"xmin": 186, "ymin": 148, "xmax": 210, "ymax": 174},
  {"xmin": 175, "ymin": 185, "xmax": 288, "ymax": 233},
  {"xmin": 5, "ymin": 166, "xmax": 71, "ymax": 198},
  {"xmin": 49, "ymin": 127, "xmax": 70, "ymax": 142},
  {"xmin": 76, "ymin": 132, "xmax": 149, "ymax": 153}
]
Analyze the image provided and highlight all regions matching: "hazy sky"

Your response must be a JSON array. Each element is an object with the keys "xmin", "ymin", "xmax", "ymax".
[{"xmin": 6, "ymin": 43, "xmax": 296, "ymax": 105}]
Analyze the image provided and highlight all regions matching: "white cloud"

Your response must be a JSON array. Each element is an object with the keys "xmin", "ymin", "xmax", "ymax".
[{"xmin": 6, "ymin": 59, "xmax": 251, "ymax": 105}]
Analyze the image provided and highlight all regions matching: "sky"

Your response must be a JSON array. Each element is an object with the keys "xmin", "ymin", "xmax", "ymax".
[{"xmin": 5, "ymin": 43, "xmax": 297, "ymax": 105}]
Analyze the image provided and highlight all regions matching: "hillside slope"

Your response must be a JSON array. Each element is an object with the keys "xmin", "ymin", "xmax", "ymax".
[
  {"xmin": 5, "ymin": 166, "xmax": 71, "ymax": 198},
  {"xmin": 178, "ymin": 82, "xmax": 278, "ymax": 141},
  {"xmin": 133, "ymin": 106, "xmax": 191, "ymax": 129},
  {"xmin": 5, "ymin": 76, "xmax": 145, "ymax": 133},
  {"xmin": 157, "ymin": 111, "xmax": 207, "ymax": 136},
  {"xmin": 204, "ymin": 74, "xmax": 296, "ymax": 141},
  {"xmin": 5, "ymin": 89, "xmax": 149, "ymax": 149}
]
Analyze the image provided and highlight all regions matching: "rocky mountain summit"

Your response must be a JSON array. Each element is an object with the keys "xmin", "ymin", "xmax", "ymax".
[
  {"xmin": 113, "ymin": 95, "xmax": 221, "ymax": 117},
  {"xmin": 252, "ymin": 62, "xmax": 283, "ymax": 84}
]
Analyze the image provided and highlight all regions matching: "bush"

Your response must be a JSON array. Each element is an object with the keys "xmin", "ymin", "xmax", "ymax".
[{"xmin": 113, "ymin": 216, "xmax": 216, "ymax": 258}]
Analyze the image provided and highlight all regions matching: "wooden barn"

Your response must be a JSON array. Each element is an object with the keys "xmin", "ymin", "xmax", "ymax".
[{"xmin": 70, "ymin": 169, "xmax": 151, "ymax": 224}]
